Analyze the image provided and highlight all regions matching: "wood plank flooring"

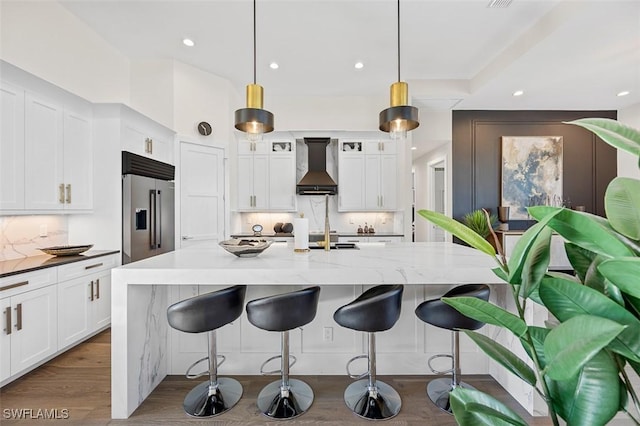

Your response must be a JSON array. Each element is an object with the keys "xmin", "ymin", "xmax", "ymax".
[{"xmin": 0, "ymin": 329, "xmax": 552, "ymax": 425}]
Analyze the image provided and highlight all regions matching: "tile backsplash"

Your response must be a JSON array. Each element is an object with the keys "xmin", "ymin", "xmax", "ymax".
[{"xmin": 0, "ymin": 216, "xmax": 69, "ymax": 261}]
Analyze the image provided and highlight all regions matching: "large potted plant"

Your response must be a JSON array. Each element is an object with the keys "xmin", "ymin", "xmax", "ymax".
[{"xmin": 418, "ymin": 118, "xmax": 640, "ymax": 425}]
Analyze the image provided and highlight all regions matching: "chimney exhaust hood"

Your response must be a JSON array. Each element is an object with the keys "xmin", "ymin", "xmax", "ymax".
[{"xmin": 296, "ymin": 137, "xmax": 338, "ymax": 195}]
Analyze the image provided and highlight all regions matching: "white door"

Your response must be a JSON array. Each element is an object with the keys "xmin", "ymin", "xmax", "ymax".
[
  {"xmin": 58, "ymin": 277, "xmax": 91, "ymax": 350},
  {"xmin": 180, "ymin": 142, "xmax": 225, "ymax": 248},
  {"xmin": 269, "ymin": 155, "xmax": 296, "ymax": 211},
  {"xmin": 93, "ymin": 273, "xmax": 111, "ymax": 330},
  {"xmin": 0, "ymin": 81, "xmax": 25, "ymax": 210},
  {"xmin": 0, "ymin": 297, "xmax": 11, "ymax": 382},
  {"xmin": 338, "ymin": 154, "xmax": 365, "ymax": 211},
  {"xmin": 63, "ymin": 110, "xmax": 93, "ymax": 210}
]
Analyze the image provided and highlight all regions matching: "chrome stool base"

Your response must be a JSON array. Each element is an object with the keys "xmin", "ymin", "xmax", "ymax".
[
  {"xmin": 427, "ymin": 378, "xmax": 476, "ymax": 414},
  {"xmin": 183, "ymin": 377, "xmax": 243, "ymax": 418},
  {"xmin": 344, "ymin": 379, "xmax": 401, "ymax": 420},
  {"xmin": 256, "ymin": 378, "xmax": 314, "ymax": 419}
]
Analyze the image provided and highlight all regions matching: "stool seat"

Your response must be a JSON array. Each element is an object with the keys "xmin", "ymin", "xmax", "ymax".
[
  {"xmin": 166, "ymin": 285, "xmax": 246, "ymax": 418},
  {"xmin": 415, "ymin": 283, "xmax": 490, "ymax": 414},
  {"xmin": 333, "ymin": 284, "xmax": 403, "ymax": 332},
  {"xmin": 245, "ymin": 286, "xmax": 321, "ymax": 420},
  {"xmin": 333, "ymin": 284, "xmax": 404, "ymax": 421}
]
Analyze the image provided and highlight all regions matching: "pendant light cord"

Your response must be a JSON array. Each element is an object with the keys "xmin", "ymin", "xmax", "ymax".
[
  {"xmin": 253, "ymin": 0, "xmax": 257, "ymax": 85},
  {"xmin": 397, "ymin": 0, "xmax": 401, "ymax": 83}
]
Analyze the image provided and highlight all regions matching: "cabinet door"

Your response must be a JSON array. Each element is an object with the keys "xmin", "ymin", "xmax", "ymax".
[
  {"xmin": 24, "ymin": 93, "xmax": 64, "ymax": 210},
  {"xmin": 338, "ymin": 155, "xmax": 365, "ymax": 211},
  {"xmin": 252, "ymin": 156, "xmax": 269, "ymax": 210},
  {"xmin": 63, "ymin": 111, "xmax": 93, "ymax": 210},
  {"xmin": 10, "ymin": 286, "xmax": 57, "ymax": 375},
  {"xmin": 364, "ymin": 155, "xmax": 381, "ymax": 210},
  {"xmin": 93, "ymin": 273, "xmax": 111, "ymax": 330},
  {"xmin": 237, "ymin": 155, "xmax": 255, "ymax": 210},
  {"xmin": 269, "ymin": 155, "xmax": 296, "ymax": 211},
  {"xmin": 57, "ymin": 277, "xmax": 91, "ymax": 350},
  {"xmin": 0, "ymin": 81, "xmax": 25, "ymax": 210},
  {"xmin": 122, "ymin": 121, "xmax": 148, "ymax": 158},
  {"xmin": 379, "ymin": 154, "xmax": 397, "ymax": 210},
  {"xmin": 0, "ymin": 297, "xmax": 11, "ymax": 382}
]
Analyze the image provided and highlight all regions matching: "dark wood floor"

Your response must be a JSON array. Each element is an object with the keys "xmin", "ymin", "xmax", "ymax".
[{"xmin": 0, "ymin": 329, "xmax": 552, "ymax": 425}]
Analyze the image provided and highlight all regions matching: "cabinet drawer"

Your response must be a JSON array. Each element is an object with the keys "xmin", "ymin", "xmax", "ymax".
[
  {"xmin": 57, "ymin": 255, "xmax": 117, "ymax": 282},
  {"xmin": 0, "ymin": 269, "xmax": 57, "ymax": 298}
]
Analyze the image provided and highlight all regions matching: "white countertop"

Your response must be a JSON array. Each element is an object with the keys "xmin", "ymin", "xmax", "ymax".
[{"xmin": 114, "ymin": 242, "xmax": 503, "ymax": 286}]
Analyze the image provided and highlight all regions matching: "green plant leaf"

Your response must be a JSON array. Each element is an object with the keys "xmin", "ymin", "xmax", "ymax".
[
  {"xmin": 564, "ymin": 242, "xmax": 596, "ymax": 283},
  {"xmin": 539, "ymin": 276, "xmax": 640, "ymax": 362},
  {"xmin": 417, "ymin": 209, "xmax": 496, "ymax": 257},
  {"xmin": 625, "ymin": 293, "xmax": 640, "ymax": 319},
  {"xmin": 462, "ymin": 330, "xmax": 537, "ymax": 386},
  {"xmin": 520, "ymin": 226, "xmax": 552, "ymax": 299},
  {"xmin": 450, "ymin": 387, "xmax": 528, "ymax": 426},
  {"xmin": 507, "ymin": 209, "xmax": 562, "ymax": 284},
  {"xmin": 529, "ymin": 206, "xmax": 635, "ymax": 258},
  {"xmin": 543, "ymin": 315, "xmax": 626, "ymax": 380},
  {"xmin": 565, "ymin": 118, "xmax": 640, "ymax": 158},
  {"xmin": 605, "ymin": 177, "xmax": 640, "ymax": 240},
  {"xmin": 492, "ymin": 266, "xmax": 508, "ymax": 282},
  {"xmin": 599, "ymin": 258, "xmax": 640, "ymax": 298},
  {"xmin": 629, "ymin": 359, "xmax": 640, "ymax": 377},
  {"xmin": 522, "ymin": 326, "xmax": 550, "ymax": 368},
  {"xmin": 547, "ymin": 350, "xmax": 621, "ymax": 425},
  {"xmin": 583, "ymin": 254, "xmax": 608, "ymax": 294},
  {"xmin": 442, "ymin": 297, "xmax": 527, "ymax": 337}
]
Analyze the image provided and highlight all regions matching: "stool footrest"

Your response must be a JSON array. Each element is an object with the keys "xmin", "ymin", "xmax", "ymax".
[
  {"xmin": 427, "ymin": 353, "xmax": 454, "ymax": 375},
  {"xmin": 186, "ymin": 354, "xmax": 226, "ymax": 379},
  {"xmin": 346, "ymin": 354, "xmax": 369, "ymax": 380},
  {"xmin": 260, "ymin": 354, "xmax": 297, "ymax": 376}
]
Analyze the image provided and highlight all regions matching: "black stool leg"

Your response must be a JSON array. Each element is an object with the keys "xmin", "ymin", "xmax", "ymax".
[
  {"xmin": 256, "ymin": 330, "xmax": 314, "ymax": 419},
  {"xmin": 344, "ymin": 332, "xmax": 402, "ymax": 420},
  {"xmin": 183, "ymin": 330, "xmax": 243, "ymax": 417},
  {"xmin": 427, "ymin": 330, "xmax": 476, "ymax": 414}
]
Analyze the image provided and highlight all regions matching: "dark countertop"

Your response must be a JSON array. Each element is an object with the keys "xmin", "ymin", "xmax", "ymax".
[{"xmin": 0, "ymin": 250, "xmax": 120, "ymax": 279}]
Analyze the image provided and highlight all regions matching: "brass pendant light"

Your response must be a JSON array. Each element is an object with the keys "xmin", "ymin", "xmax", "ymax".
[
  {"xmin": 379, "ymin": 0, "xmax": 419, "ymax": 139},
  {"xmin": 234, "ymin": 0, "xmax": 274, "ymax": 141}
]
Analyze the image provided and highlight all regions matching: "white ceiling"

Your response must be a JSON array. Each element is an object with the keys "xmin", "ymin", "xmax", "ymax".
[{"xmin": 59, "ymin": 0, "xmax": 640, "ymax": 157}]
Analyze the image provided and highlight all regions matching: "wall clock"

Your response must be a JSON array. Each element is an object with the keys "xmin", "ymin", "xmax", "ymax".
[{"xmin": 197, "ymin": 121, "xmax": 212, "ymax": 136}]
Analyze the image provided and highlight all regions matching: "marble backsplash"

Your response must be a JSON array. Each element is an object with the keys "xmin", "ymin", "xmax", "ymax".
[{"xmin": 0, "ymin": 216, "xmax": 69, "ymax": 261}]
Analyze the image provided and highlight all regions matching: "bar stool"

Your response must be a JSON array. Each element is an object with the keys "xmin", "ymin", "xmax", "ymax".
[
  {"xmin": 245, "ymin": 286, "xmax": 321, "ymax": 420},
  {"xmin": 414, "ymin": 283, "xmax": 490, "ymax": 413},
  {"xmin": 166, "ymin": 285, "xmax": 246, "ymax": 417},
  {"xmin": 333, "ymin": 284, "xmax": 404, "ymax": 420}
]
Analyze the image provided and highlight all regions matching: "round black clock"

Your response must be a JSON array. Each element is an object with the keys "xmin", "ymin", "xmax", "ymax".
[{"xmin": 197, "ymin": 121, "xmax": 212, "ymax": 136}]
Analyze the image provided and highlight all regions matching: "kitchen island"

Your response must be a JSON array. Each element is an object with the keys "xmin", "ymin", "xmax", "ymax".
[{"xmin": 111, "ymin": 242, "xmax": 541, "ymax": 418}]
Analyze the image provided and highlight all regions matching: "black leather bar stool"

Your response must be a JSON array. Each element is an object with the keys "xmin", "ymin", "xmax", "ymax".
[
  {"xmin": 414, "ymin": 283, "xmax": 490, "ymax": 414},
  {"xmin": 166, "ymin": 285, "xmax": 246, "ymax": 417},
  {"xmin": 333, "ymin": 284, "xmax": 404, "ymax": 420},
  {"xmin": 245, "ymin": 286, "xmax": 321, "ymax": 420}
]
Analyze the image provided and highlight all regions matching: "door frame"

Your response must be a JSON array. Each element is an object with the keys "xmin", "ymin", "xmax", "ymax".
[{"xmin": 427, "ymin": 156, "xmax": 449, "ymax": 242}]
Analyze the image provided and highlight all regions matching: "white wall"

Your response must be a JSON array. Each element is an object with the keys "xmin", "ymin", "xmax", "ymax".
[
  {"xmin": 617, "ymin": 103, "xmax": 640, "ymax": 179},
  {"xmin": 130, "ymin": 60, "xmax": 175, "ymax": 130},
  {"xmin": 0, "ymin": 1, "xmax": 130, "ymax": 104}
]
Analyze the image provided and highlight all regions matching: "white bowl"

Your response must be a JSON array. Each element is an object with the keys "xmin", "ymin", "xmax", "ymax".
[{"xmin": 219, "ymin": 239, "xmax": 273, "ymax": 258}]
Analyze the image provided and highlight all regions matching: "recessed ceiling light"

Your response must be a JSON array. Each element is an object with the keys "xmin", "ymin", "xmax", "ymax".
[
  {"xmin": 617, "ymin": 90, "xmax": 630, "ymax": 97},
  {"xmin": 182, "ymin": 38, "xmax": 195, "ymax": 47},
  {"xmin": 411, "ymin": 146, "xmax": 417, "ymax": 150},
  {"xmin": 354, "ymin": 62, "xmax": 364, "ymax": 70},
  {"xmin": 269, "ymin": 62, "xmax": 279, "ymax": 70},
  {"xmin": 512, "ymin": 90, "xmax": 524, "ymax": 97}
]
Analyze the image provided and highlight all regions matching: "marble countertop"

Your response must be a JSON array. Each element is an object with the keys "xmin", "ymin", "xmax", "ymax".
[
  {"xmin": 114, "ymin": 242, "xmax": 501, "ymax": 286},
  {"xmin": 230, "ymin": 232, "xmax": 404, "ymax": 238},
  {"xmin": 0, "ymin": 250, "xmax": 120, "ymax": 278}
]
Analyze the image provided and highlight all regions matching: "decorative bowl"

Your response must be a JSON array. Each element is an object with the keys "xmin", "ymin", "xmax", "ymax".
[
  {"xmin": 39, "ymin": 244, "xmax": 93, "ymax": 256},
  {"xmin": 219, "ymin": 239, "xmax": 273, "ymax": 258}
]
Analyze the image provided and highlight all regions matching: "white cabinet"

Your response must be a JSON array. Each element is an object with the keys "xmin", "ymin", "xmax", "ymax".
[
  {"xmin": 1, "ymin": 296, "xmax": 11, "ymax": 382},
  {"xmin": 121, "ymin": 107, "xmax": 174, "ymax": 164},
  {"xmin": 338, "ymin": 140, "xmax": 397, "ymax": 211},
  {"xmin": 339, "ymin": 236, "xmax": 403, "ymax": 243},
  {"xmin": 0, "ymin": 81, "xmax": 25, "ymax": 210},
  {"xmin": 237, "ymin": 139, "xmax": 296, "ymax": 211}
]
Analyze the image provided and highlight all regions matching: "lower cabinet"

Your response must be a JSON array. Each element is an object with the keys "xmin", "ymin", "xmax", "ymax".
[{"xmin": 1, "ymin": 285, "xmax": 57, "ymax": 383}]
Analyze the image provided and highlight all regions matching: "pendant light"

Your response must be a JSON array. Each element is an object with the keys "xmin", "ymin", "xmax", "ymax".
[
  {"xmin": 234, "ymin": 0, "xmax": 274, "ymax": 141},
  {"xmin": 379, "ymin": 0, "xmax": 419, "ymax": 139}
]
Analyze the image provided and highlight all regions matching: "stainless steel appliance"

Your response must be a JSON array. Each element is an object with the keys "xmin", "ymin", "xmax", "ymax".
[{"xmin": 122, "ymin": 151, "xmax": 175, "ymax": 264}]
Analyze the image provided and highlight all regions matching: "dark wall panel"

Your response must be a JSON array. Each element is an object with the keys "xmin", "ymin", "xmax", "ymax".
[{"xmin": 452, "ymin": 110, "xmax": 617, "ymax": 229}]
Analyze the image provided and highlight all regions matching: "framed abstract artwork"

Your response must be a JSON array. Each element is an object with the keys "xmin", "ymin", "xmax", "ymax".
[{"xmin": 501, "ymin": 136, "xmax": 563, "ymax": 220}]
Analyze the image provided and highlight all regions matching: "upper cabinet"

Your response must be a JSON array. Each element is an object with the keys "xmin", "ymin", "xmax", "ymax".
[
  {"xmin": 121, "ymin": 108, "xmax": 174, "ymax": 165},
  {"xmin": 236, "ymin": 139, "xmax": 296, "ymax": 212},
  {"xmin": 338, "ymin": 140, "xmax": 397, "ymax": 211},
  {"xmin": 0, "ymin": 81, "xmax": 93, "ymax": 213}
]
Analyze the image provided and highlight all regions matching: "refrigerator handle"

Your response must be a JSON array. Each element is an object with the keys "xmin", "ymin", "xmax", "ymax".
[
  {"xmin": 149, "ymin": 190, "xmax": 157, "ymax": 249},
  {"xmin": 157, "ymin": 190, "xmax": 162, "ymax": 249}
]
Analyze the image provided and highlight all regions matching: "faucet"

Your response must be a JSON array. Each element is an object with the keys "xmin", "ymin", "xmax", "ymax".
[{"xmin": 324, "ymin": 194, "xmax": 330, "ymax": 251}]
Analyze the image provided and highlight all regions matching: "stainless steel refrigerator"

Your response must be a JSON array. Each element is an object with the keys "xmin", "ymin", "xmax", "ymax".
[{"xmin": 122, "ymin": 151, "xmax": 175, "ymax": 264}]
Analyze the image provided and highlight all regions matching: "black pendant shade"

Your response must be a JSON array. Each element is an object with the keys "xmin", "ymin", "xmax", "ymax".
[
  {"xmin": 379, "ymin": 105, "xmax": 419, "ymax": 133},
  {"xmin": 235, "ymin": 107, "xmax": 274, "ymax": 134}
]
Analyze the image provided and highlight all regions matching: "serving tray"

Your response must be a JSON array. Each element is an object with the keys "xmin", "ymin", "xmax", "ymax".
[{"xmin": 39, "ymin": 244, "xmax": 94, "ymax": 256}]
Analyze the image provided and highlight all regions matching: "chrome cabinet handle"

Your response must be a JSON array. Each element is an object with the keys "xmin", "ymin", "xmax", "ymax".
[
  {"xmin": 90, "ymin": 281, "xmax": 94, "ymax": 301},
  {"xmin": 59, "ymin": 184, "xmax": 65, "ymax": 204},
  {"xmin": 15, "ymin": 303, "xmax": 22, "ymax": 331},
  {"xmin": 66, "ymin": 184, "xmax": 71, "ymax": 204},
  {"xmin": 96, "ymin": 278, "xmax": 100, "ymax": 300},
  {"xmin": 4, "ymin": 307, "xmax": 11, "ymax": 335}
]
